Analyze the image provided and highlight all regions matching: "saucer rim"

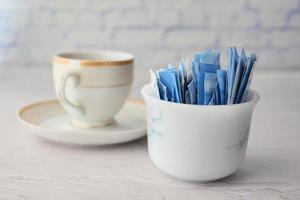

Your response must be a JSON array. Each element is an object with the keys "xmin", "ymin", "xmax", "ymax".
[{"xmin": 17, "ymin": 99, "xmax": 146, "ymax": 136}]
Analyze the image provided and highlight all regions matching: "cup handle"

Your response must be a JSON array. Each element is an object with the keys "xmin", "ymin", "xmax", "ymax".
[{"xmin": 58, "ymin": 71, "xmax": 84, "ymax": 114}]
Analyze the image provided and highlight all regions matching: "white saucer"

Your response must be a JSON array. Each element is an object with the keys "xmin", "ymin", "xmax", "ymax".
[{"xmin": 18, "ymin": 99, "xmax": 147, "ymax": 145}]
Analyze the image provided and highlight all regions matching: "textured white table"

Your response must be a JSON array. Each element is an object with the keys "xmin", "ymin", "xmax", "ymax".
[{"xmin": 0, "ymin": 67, "xmax": 299, "ymax": 200}]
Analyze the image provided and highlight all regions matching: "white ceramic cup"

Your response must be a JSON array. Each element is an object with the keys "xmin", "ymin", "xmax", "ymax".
[
  {"xmin": 53, "ymin": 51, "xmax": 133, "ymax": 128},
  {"xmin": 141, "ymin": 84, "xmax": 259, "ymax": 182}
]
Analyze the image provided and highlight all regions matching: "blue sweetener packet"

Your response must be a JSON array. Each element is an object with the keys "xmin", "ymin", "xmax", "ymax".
[
  {"xmin": 230, "ymin": 48, "xmax": 247, "ymax": 104},
  {"xmin": 227, "ymin": 47, "xmax": 239, "ymax": 104},
  {"xmin": 169, "ymin": 66, "xmax": 183, "ymax": 103},
  {"xmin": 200, "ymin": 49, "xmax": 221, "ymax": 66},
  {"xmin": 187, "ymin": 79, "xmax": 197, "ymax": 104},
  {"xmin": 208, "ymin": 93, "xmax": 215, "ymax": 105},
  {"xmin": 214, "ymin": 82, "xmax": 221, "ymax": 105},
  {"xmin": 191, "ymin": 60, "xmax": 200, "ymax": 88},
  {"xmin": 158, "ymin": 67, "xmax": 182, "ymax": 103},
  {"xmin": 204, "ymin": 72, "xmax": 217, "ymax": 105},
  {"xmin": 217, "ymin": 70, "xmax": 227, "ymax": 105},
  {"xmin": 236, "ymin": 53, "xmax": 257, "ymax": 103},
  {"xmin": 194, "ymin": 53, "xmax": 202, "ymax": 62},
  {"xmin": 198, "ymin": 50, "xmax": 221, "ymax": 104}
]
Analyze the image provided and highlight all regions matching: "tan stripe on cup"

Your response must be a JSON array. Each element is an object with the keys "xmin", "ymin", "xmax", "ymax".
[{"xmin": 54, "ymin": 56, "xmax": 133, "ymax": 67}]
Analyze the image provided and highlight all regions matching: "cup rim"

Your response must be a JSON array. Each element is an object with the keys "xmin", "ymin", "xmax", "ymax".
[
  {"xmin": 54, "ymin": 50, "xmax": 134, "ymax": 67},
  {"xmin": 141, "ymin": 84, "xmax": 259, "ymax": 108}
]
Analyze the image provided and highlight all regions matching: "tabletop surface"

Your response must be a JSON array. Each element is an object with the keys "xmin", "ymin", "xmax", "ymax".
[{"xmin": 0, "ymin": 67, "xmax": 299, "ymax": 200}]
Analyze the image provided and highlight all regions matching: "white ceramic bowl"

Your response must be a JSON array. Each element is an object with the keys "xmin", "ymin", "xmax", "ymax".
[{"xmin": 141, "ymin": 84, "xmax": 259, "ymax": 182}]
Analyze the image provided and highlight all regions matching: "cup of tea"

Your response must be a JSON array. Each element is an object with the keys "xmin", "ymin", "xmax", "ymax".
[{"xmin": 53, "ymin": 51, "xmax": 134, "ymax": 128}]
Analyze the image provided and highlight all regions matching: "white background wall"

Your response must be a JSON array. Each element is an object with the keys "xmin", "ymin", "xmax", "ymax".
[{"xmin": 0, "ymin": 0, "xmax": 299, "ymax": 70}]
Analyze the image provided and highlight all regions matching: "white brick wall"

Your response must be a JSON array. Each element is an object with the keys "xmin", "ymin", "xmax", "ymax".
[{"xmin": 0, "ymin": 0, "xmax": 299, "ymax": 70}]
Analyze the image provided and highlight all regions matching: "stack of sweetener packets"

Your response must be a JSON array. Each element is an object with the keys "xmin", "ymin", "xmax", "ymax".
[{"xmin": 150, "ymin": 47, "xmax": 257, "ymax": 105}]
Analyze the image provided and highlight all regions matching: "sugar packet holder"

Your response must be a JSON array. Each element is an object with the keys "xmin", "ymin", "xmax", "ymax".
[{"xmin": 150, "ymin": 47, "xmax": 257, "ymax": 105}]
